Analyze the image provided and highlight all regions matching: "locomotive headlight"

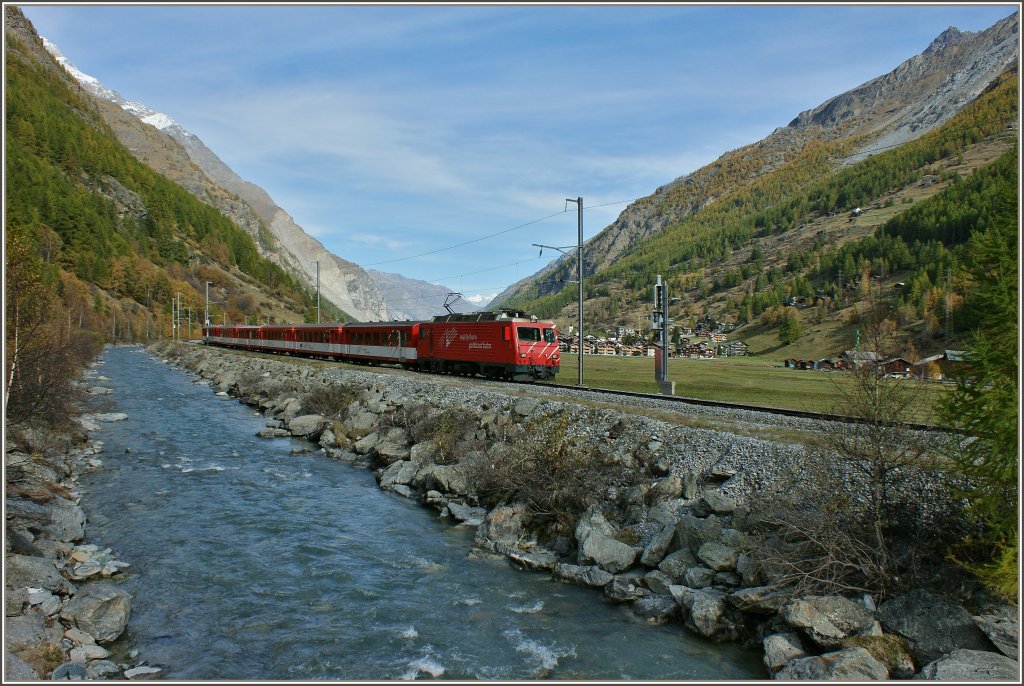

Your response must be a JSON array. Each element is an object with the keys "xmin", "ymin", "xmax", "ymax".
[{"xmin": 519, "ymin": 353, "xmax": 527, "ymax": 358}]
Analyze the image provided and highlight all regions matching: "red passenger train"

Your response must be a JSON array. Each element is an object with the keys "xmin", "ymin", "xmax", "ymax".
[{"xmin": 202, "ymin": 311, "xmax": 560, "ymax": 382}]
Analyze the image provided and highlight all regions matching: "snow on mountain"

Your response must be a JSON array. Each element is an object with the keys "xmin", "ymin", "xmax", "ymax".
[
  {"xmin": 42, "ymin": 37, "xmax": 180, "ymax": 133},
  {"xmin": 40, "ymin": 36, "xmax": 393, "ymax": 322}
]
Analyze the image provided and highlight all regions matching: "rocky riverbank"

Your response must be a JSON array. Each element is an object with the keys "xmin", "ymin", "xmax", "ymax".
[
  {"xmin": 162, "ymin": 341, "xmax": 1019, "ymax": 681},
  {"xmin": 5, "ymin": 355, "xmax": 161, "ymax": 681}
]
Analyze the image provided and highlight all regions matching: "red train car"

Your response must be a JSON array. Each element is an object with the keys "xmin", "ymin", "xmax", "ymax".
[
  {"xmin": 202, "ymin": 310, "xmax": 559, "ymax": 382},
  {"xmin": 416, "ymin": 312, "xmax": 559, "ymax": 381}
]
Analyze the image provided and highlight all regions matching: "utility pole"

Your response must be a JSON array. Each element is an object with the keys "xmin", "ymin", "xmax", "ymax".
[
  {"xmin": 316, "ymin": 261, "xmax": 321, "ymax": 323},
  {"xmin": 205, "ymin": 281, "xmax": 212, "ymax": 326},
  {"xmin": 176, "ymin": 292, "xmax": 181, "ymax": 341},
  {"xmin": 532, "ymin": 198, "xmax": 583, "ymax": 386},
  {"xmin": 567, "ymin": 197, "xmax": 583, "ymax": 387}
]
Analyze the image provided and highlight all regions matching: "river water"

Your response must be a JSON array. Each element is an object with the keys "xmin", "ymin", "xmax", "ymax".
[{"xmin": 79, "ymin": 346, "xmax": 766, "ymax": 681}]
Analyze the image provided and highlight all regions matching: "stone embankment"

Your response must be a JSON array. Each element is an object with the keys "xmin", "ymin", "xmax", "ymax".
[
  {"xmin": 69, "ymin": 342, "xmax": 1024, "ymax": 681},
  {"xmin": 5, "ymin": 358, "xmax": 162, "ymax": 680}
]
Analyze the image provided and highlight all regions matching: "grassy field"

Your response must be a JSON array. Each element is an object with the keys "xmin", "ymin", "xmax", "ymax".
[{"xmin": 552, "ymin": 353, "xmax": 947, "ymax": 423}]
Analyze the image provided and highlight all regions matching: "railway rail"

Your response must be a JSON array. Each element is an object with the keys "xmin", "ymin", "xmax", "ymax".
[
  {"xmin": 532, "ymin": 381, "xmax": 945, "ymax": 433},
  {"xmin": 191, "ymin": 340, "xmax": 945, "ymax": 434}
]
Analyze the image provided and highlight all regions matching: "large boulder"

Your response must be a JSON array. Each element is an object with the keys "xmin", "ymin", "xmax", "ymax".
[
  {"xmin": 914, "ymin": 648, "xmax": 1019, "ymax": 681},
  {"xmin": 475, "ymin": 503, "xmax": 527, "ymax": 554},
  {"xmin": 416, "ymin": 463, "xmax": 469, "ymax": 495},
  {"xmin": 974, "ymin": 611, "xmax": 1019, "ymax": 660},
  {"xmin": 379, "ymin": 460, "xmax": 418, "ymax": 490},
  {"xmin": 657, "ymin": 548, "xmax": 699, "ymax": 582},
  {"xmin": 686, "ymin": 588, "xmax": 740, "ymax": 642},
  {"xmin": 783, "ymin": 596, "xmax": 876, "ymax": 649},
  {"xmin": 878, "ymin": 589, "xmax": 993, "ymax": 665},
  {"xmin": 575, "ymin": 508, "xmax": 638, "ymax": 574},
  {"xmin": 5, "ymin": 554, "xmax": 74, "ymax": 596},
  {"xmin": 60, "ymin": 583, "xmax": 131, "ymax": 644},
  {"xmin": 632, "ymin": 594, "xmax": 679, "ymax": 625},
  {"xmin": 775, "ymin": 647, "xmax": 889, "ymax": 680},
  {"xmin": 763, "ymin": 632, "xmax": 808, "ymax": 674},
  {"xmin": 288, "ymin": 414, "xmax": 327, "ymax": 441},
  {"xmin": 5, "ymin": 651, "xmax": 39, "ymax": 680},
  {"xmin": 5, "ymin": 609, "xmax": 64, "ymax": 653},
  {"xmin": 639, "ymin": 523, "xmax": 675, "ymax": 567},
  {"xmin": 696, "ymin": 541, "xmax": 738, "ymax": 572}
]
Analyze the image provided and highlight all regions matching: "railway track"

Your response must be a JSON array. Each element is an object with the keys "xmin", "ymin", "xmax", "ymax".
[
  {"xmin": 194, "ymin": 342, "xmax": 945, "ymax": 433},
  {"xmin": 531, "ymin": 381, "xmax": 945, "ymax": 433}
]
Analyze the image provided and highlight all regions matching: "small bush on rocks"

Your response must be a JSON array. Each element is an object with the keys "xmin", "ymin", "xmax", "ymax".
[
  {"xmin": 301, "ymin": 382, "xmax": 358, "ymax": 418},
  {"xmin": 464, "ymin": 410, "xmax": 642, "ymax": 532}
]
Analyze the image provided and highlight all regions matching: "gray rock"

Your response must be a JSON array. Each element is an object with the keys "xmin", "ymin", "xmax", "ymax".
[
  {"xmin": 639, "ymin": 523, "xmax": 675, "ymax": 567},
  {"xmin": 47, "ymin": 498, "xmax": 87, "ymax": 542},
  {"xmin": 697, "ymin": 541, "xmax": 738, "ymax": 571},
  {"xmin": 649, "ymin": 475, "xmax": 683, "ymax": 501},
  {"xmin": 409, "ymin": 441, "xmax": 439, "ymax": 466},
  {"xmin": 735, "ymin": 553, "xmax": 759, "ymax": 586},
  {"xmin": 914, "ymin": 648, "xmax": 1019, "ymax": 681},
  {"xmin": 974, "ymin": 612, "xmax": 1019, "ymax": 660},
  {"xmin": 763, "ymin": 632, "xmax": 807, "ymax": 674},
  {"xmin": 446, "ymin": 502, "xmax": 486, "ymax": 526},
  {"xmin": 475, "ymin": 504, "xmax": 527, "ymax": 553},
  {"xmin": 673, "ymin": 513, "xmax": 724, "ymax": 552},
  {"xmin": 416, "ymin": 463, "xmax": 468, "ymax": 495},
  {"xmin": 727, "ymin": 586, "xmax": 793, "ymax": 614},
  {"xmin": 681, "ymin": 471, "xmax": 699, "ymax": 499},
  {"xmin": 70, "ymin": 644, "xmax": 110, "ymax": 662},
  {"xmin": 783, "ymin": 596, "xmax": 876, "ymax": 649},
  {"xmin": 643, "ymin": 570, "xmax": 675, "ymax": 596},
  {"xmin": 683, "ymin": 566, "xmax": 715, "ymax": 589},
  {"xmin": 86, "ymin": 660, "xmax": 122, "ymax": 679},
  {"xmin": 604, "ymin": 576, "xmax": 649, "ymax": 603},
  {"xmin": 51, "ymin": 662, "xmax": 89, "ymax": 680},
  {"xmin": 658, "ymin": 548, "xmax": 699, "ymax": 582},
  {"xmin": 686, "ymin": 588, "xmax": 739, "ymax": 642},
  {"xmin": 379, "ymin": 460, "xmax": 418, "ymax": 489},
  {"xmin": 575, "ymin": 508, "xmax": 639, "ymax": 574},
  {"xmin": 5, "ymin": 609, "xmax": 64, "ymax": 653},
  {"xmin": 878, "ymin": 589, "xmax": 993, "ymax": 665},
  {"xmin": 505, "ymin": 546, "xmax": 557, "ymax": 572},
  {"xmin": 775, "ymin": 647, "xmax": 889, "ymax": 681},
  {"xmin": 5, "ymin": 651, "xmax": 39, "ymax": 680},
  {"xmin": 6, "ymin": 586, "xmax": 29, "ymax": 616},
  {"xmin": 124, "ymin": 665, "xmax": 163, "ymax": 680},
  {"xmin": 513, "ymin": 397, "xmax": 540, "ymax": 417},
  {"xmin": 60, "ymin": 583, "xmax": 132, "ymax": 644},
  {"xmin": 353, "ymin": 431, "xmax": 380, "ymax": 455},
  {"xmin": 554, "ymin": 563, "xmax": 615, "ymax": 589},
  {"xmin": 702, "ymin": 490, "xmax": 737, "ymax": 514},
  {"xmin": 632, "ymin": 594, "xmax": 680, "ymax": 624},
  {"xmin": 288, "ymin": 414, "xmax": 327, "ymax": 440},
  {"xmin": 5, "ymin": 555, "xmax": 74, "ymax": 596}
]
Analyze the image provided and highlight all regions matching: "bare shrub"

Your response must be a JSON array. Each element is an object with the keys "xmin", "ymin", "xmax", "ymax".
[
  {"xmin": 464, "ymin": 410, "xmax": 641, "ymax": 532},
  {"xmin": 301, "ymin": 382, "xmax": 358, "ymax": 418}
]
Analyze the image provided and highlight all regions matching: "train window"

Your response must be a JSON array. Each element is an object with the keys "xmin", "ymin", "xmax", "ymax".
[
  {"xmin": 518, "ymin": 327, "xmax": 541, "ymax": 342},
  {"xmin": 544, "ymin": 328, "xmax": 557, "ymax": 343}
]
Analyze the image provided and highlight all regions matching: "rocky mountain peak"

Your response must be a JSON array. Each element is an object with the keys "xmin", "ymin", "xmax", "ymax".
[{"xmin": 925, "ymin": 26, "xmax": 967, "ymax": 54}]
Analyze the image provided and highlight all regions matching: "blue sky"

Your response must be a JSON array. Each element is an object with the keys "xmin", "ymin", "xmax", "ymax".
[{"xmin": 20, "ymin": 2, "xmax": 1018, "ymax": 305}]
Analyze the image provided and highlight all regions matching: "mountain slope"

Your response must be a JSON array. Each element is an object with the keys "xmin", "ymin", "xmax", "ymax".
[
  {"xmin": 4, "ymin": 6, "xmax": 314, "ymax": 338},
  {"xmin": 366, "ymin": 270, "xmax": 479, "ymax": 321},
  {"xmin": 492, "ymin": 12, "xmax": 1018, "ymax": 309},
  {"xmin": 40, "ymin": 37, "xmax": 391, "ymax": 322}
]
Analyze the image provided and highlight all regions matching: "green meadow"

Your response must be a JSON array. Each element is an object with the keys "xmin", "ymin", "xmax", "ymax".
[{"xmin": 552, "ymin": 353, "xmax": 946, "ymax": 423}]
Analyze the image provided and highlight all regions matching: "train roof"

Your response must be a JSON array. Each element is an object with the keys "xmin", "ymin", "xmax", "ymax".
[{"xmin": 430, "ymin": 310, "xmax": 550, "ymax": 323}]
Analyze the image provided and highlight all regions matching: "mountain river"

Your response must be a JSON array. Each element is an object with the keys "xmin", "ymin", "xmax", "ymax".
[{"xmin": 78, "ymin": 345, "xmax": 766, "ymax": 680}]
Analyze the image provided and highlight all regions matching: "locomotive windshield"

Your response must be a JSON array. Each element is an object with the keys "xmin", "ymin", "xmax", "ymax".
[
  {"xmin": 543, "ymin": 328, "xmax": 556, "ymax": 343},
  {"xmin": 517, "ymin": 327, "xmax": 541, "ymax": 342}
]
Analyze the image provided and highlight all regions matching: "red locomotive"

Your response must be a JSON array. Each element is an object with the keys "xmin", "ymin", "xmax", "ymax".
[{"xmin": 202, "ymin": 310, "xmax": 560, "ymax": 382}]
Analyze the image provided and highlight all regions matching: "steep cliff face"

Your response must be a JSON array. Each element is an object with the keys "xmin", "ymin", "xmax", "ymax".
[
  {"xmin": 40, "ymin": 37, "xmax": 392, "ymax": 322},
  {"xmin": 493, "ymin": 12, "xmax": 1019, "ymax": 307}
]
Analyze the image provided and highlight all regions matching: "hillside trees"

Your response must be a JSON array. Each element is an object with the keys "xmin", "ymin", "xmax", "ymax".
[{"xmin": 938, "ymin": 183, "xmax": 1018, "ymax": 601}]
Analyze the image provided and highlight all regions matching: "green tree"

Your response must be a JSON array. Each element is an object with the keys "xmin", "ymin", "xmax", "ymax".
[
  {"xmin": 939, "ymin": 186, "xmax": 1018, "ymax": 601},
  {"xmin": 778, "ymin": 308, "xmax": 802, "ymax": 345}
]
